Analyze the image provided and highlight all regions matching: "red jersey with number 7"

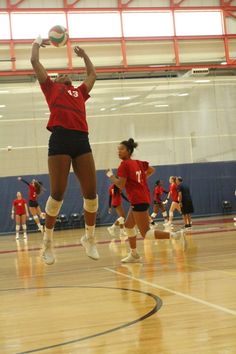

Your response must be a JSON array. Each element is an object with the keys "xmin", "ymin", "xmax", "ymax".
[
  {"xmin": 117, "ymin": 159, "xmax": 151, "ymax": 205},
  {"xmin": 40, "ymin": 76, "xmax": 90, "ymax": 132}
]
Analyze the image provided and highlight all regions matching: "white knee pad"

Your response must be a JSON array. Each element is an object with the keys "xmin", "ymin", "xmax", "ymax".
[
  {"xmin": 117, "ymin": 216, "xmax": 124, "ymax": 225},
  {"xmin": 83, "ymin": 195, "xmax": 98, "ymax": 213},
  {"xmin": 45, "ymin": 196, "xmax": 63, "ymax": 217},
  {"xmin": 151, "ymin": 212, "xmax": 157, "ymax": 218},
  {"xmin": 33, "ymin": 215, "xmax": 38, "ymax": 220},
  {"xmin": 16, "ymin": 225, "xmax": 20, "ymax": 231},
  {"xmin": 145, "ymin": 229, "xmax": 155, "ymax": 240},
  {"xmin": 125, "ymin": 227, "xmax": 136, "ymax": 237},
  {"xmin": 162, "ymin": 211, "xmax": 167, "ymax": 218},
  {"xmin": 22, "ymin": 224, "xmax": 27, "ymax": 231}
]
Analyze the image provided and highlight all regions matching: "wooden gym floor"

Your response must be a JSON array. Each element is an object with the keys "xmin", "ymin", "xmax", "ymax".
[{"xmin": 0, "ymin": 215, "xmax": 236, "ymax": 354}]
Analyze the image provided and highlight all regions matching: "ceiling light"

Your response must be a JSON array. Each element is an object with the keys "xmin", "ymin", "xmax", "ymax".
[
  {"xmin": 111, "ymin": 108, "xmax": 117, "ymax": 111},
  {"xmin": 113, "ymin": 97, "xmax": 130, "ymax": 101},
  {"xmin": 0, "ymin": 105, "xmax": 6, "ymax": 108},
  {"xmin": 100, "ymin": 108, "xmax": 106, "ymax": 111},
  {"xmin": 221, "ymin": 61, "xmax": 227, "ymax": 65},
  {"xmin": 194, "ymin": 79, "xmax": 210, "ymax": 83},
  {"xmin": 0, "ymin": 90, "xmax": 9, "ymax": 94},
  {"xmin": 155, "ymin": 104, "xmax": 169, "ymax": 107},
  {"xmin": 45, "ymin": 112, "xmax": 50, "ymax": 115},
  {"xmin": 0, "ymin": 115, "xmax": 3, "ymax": 118},
  {"xmin": 177, "ymin": 93, "xmax": 189, "ymax": 97}
]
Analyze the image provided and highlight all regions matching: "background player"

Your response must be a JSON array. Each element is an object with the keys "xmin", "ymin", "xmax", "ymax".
[
  {"xmin": 150, "ymin": 179, "xmax": 168, "ymax": 225},
  {"xmin": 18, "ymin": 177, "xmax": 44, "ymax": 232},
  {"xmin": 31, "ymin": 36, "xmax": 98, "ymax": 265},
  {"xmin": 107, "ymin": 183, "xmax": 128, "ymax": 239},
  {"xmin": 106, "ymin": 138, "xmax": 185, "ymax": 263},
  {"xmin": 165, "ymin": 176, "xmax": 181, "ymax": 227},
  {"xmin": 176, "ymin": 176, "xmax": 194, "ymax": 228},
  {"xmin": 11, "ymin": 191, "xmax": 29, "ymax": 240}
]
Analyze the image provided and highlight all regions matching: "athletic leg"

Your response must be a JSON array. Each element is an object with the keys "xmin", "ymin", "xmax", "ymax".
[
  {"xmin": 42, "ymin": 155, "xmax": 71, "ymax": 265},
  {"xmin": 21, "ymin": 214, "xmax": 27, "ymax": 239},
  {"xmin": 72, "ymin": 152, "xmax": 99, "ymax": 260},
  {"xmin": 15, "ymin": 215, "xmax": 20, "ymax": 240},
  {"xmin": 30, "ymin": 207, "xmax": 43, "ymax": 232},
  {"xmin": 121, "ymin": 208, "xmax": 140, "ymax": 263}
]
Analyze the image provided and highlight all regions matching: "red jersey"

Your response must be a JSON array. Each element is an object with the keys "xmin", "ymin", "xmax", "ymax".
[
  {"xmin": 13, "ymin": 198, "xmax": 27, "ymax": 215},
  {"xmin": 154, "ymin": 185, "xmax": 164, "ymax": 203},
  {"xmin": 117, "ymin": 159, "xmax": 151, "ymax": 205},
  {"xmin": 109, "ymin": 185, "xmax": 122, "ymax": 206},
  {"xmin": 169, "ymin": 183, "xmax": 178, "ymax": 202},
  {"xmin": 28, "ymin": 184, "xmax": 37, "ymax": 201},
  {"xmin": 40, "ymin": 77, "xmax": 90, "ymax": 132}
]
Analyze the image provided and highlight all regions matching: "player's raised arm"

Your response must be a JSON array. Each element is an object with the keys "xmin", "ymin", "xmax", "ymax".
[
  {"xmin": 74, "ymin": 46, "xmax": 96, "ymax": 93},
  {"xmin": 31, "ymin": 36, "xmax": 50, "ymax": 83}
]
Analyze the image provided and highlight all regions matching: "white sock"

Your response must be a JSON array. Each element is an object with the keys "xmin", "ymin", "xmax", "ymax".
[
  {"xmin": 85, "ymin": 224, "xmax": 95, "ymax": 239},
  {"xmin": 44, "ymin": 227, "xmax": 53, "ymax": 241}
]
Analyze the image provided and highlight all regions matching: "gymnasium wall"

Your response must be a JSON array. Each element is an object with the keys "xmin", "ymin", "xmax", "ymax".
[
  {"xmin": 0, "ymin": 76, "xmax": 236, "ymax": 177},
  {"xmin": 0, "ymin": 160, "xmax": 235, "ymax": 234}
]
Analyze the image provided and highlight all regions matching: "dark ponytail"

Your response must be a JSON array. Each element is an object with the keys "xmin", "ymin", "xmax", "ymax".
[
  {"xmin": 34, "ymin": 180, "xmax": 45, "ymax": 196},
  {"xmin": 120, "ymin": 138, "xmax": 138, "ymax": 155}
]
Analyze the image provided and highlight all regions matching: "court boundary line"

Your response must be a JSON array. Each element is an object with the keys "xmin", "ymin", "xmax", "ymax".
[
  {"xmin": 2, "ymin": 285, "xmax": 162, "ymax": 354},
  {"xmin": 104, "ymin": 267, "xmax": 236, "ymax": 316}
]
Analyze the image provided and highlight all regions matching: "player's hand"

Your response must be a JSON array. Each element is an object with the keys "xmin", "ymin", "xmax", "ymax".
[
  {"xmin": 106, "ymin": 169, "xmax": 114, "ymax": 178},
  {"xmin": 74, "ymin": 46, "xmax": 86, "ymax": 58},
  {"xmin": 163, "ymin": 199, "xmax": 168, "ymax": 205},
  {"xmin": 108, "ymin": 208, "xmax": 112, "ymax": 214},
  {"xmin": 33, "ymin": 36, "xmax": 50, "ymax": 47},
  {"xmin": 41, "ymin": 39, "xmax": 50, "ymax": 47},
  {"xmin": 17, "ymin": 176, "xmax": 22, "ymax": 181}
]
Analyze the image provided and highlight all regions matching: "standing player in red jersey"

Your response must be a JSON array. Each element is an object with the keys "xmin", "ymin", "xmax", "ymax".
[
  {"xmin": 31, "ymin": 36, "xmax": 98, "ymax": 265},
  {"xmin": 106, "ymin": 138, "xmax": 185, "ymax": 263},
  {"xmin": 150, "ymin": 180, "xmax": 168, "ymax": 225},
  {"xmin": 107, "ymin": 184, "xmax": 128, "ymax": 239},
  {"xmin": 18, "ymin": 177, "xmax": 44, "ymax": 232},
  {"xmin": 11, "ymin": 191, "xmax": 29, "ymax": 240},
  {"xmin": 165, "ymin": 176, "xmax": 181, "ymax": 226}
]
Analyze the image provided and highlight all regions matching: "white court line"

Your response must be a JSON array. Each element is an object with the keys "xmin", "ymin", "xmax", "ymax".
[{"xmin": 104, "ymin": 267, "xmax": 236, "ymax": 316}]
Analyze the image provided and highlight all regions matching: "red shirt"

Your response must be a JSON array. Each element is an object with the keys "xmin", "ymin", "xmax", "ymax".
[
  {"xmin": 29, "ymin": 184, "xmax": 37, "ymax": 201},
  {"xmin": 13, "ymin": 198, "xmax": 27, "ymax": 215},
  {"xmin": 169, "ymin": 183, "xmax": 178, "ymax": 202},
  {"xmin": 109, "ymin": 185, "xmax": 122, "ymax": 206},
  {"xmin": 154, "ymin": 185, "xmax": 164, "ymax": 203},
  {"xmin": 117, "ymin": 159, "xmax": 151, "ymax": 205},
  {"xmin": 40, "ymin": 77, "xmax": 90, "ymax": 132}
]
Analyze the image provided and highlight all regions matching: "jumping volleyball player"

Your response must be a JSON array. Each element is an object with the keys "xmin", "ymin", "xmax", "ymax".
[
  {"xmin": 106, "ymin": 138, "xmax": 185, "ymax": 263},
  {"xmin": 11, "ymin": 191, "xmax": 29, "ymax": 240},
  {"xmin": 31, "ymin": 36, "xmax": 98, "ymax": 265},
  {"xmin": 107, "ymin": 183, "xmax": 128, "ymax": 238},
  {"xmin": 18, "ymin": 177, "xmax": 44, "ymax": 232}
]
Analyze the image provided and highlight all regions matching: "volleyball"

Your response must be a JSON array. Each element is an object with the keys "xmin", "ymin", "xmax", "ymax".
[{"xmin": 48, "ymin": 25, "xmax": 68, "ymax": 47}]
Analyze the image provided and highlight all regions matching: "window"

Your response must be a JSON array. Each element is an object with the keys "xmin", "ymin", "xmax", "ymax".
[
  {"xmin": 122, "ymin": 11, "xmax": 174, "ymax": 37},
  {"xmin": 175, "ymin": 11, "xmax": 223, "ymax": 36},
  {"xmin": 0, "ymin": 13, "xmax": 10, "ymax": 39},
  {"xmin": 68, "ymin": 12, "xmax": 121, "ymax": 38},
  {"xmin": 11, "ymin": 13, "xmax": 67, "ymax": 39}
]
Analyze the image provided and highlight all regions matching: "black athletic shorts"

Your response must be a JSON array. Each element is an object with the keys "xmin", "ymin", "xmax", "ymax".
[
  {"xmin": 29, "ymin": 200, "xmax": 38, "ymax": 208},
  {"xmin": 181, "ymin": 200, "xmax": 194, "ymax": 215},
  {"xmin": 132, "ymin": 203, "xmax": 150, "ymax": 212},
  {"xmin": 48, "ymin": 127, "xmax": 92, "ymax": 159}
]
